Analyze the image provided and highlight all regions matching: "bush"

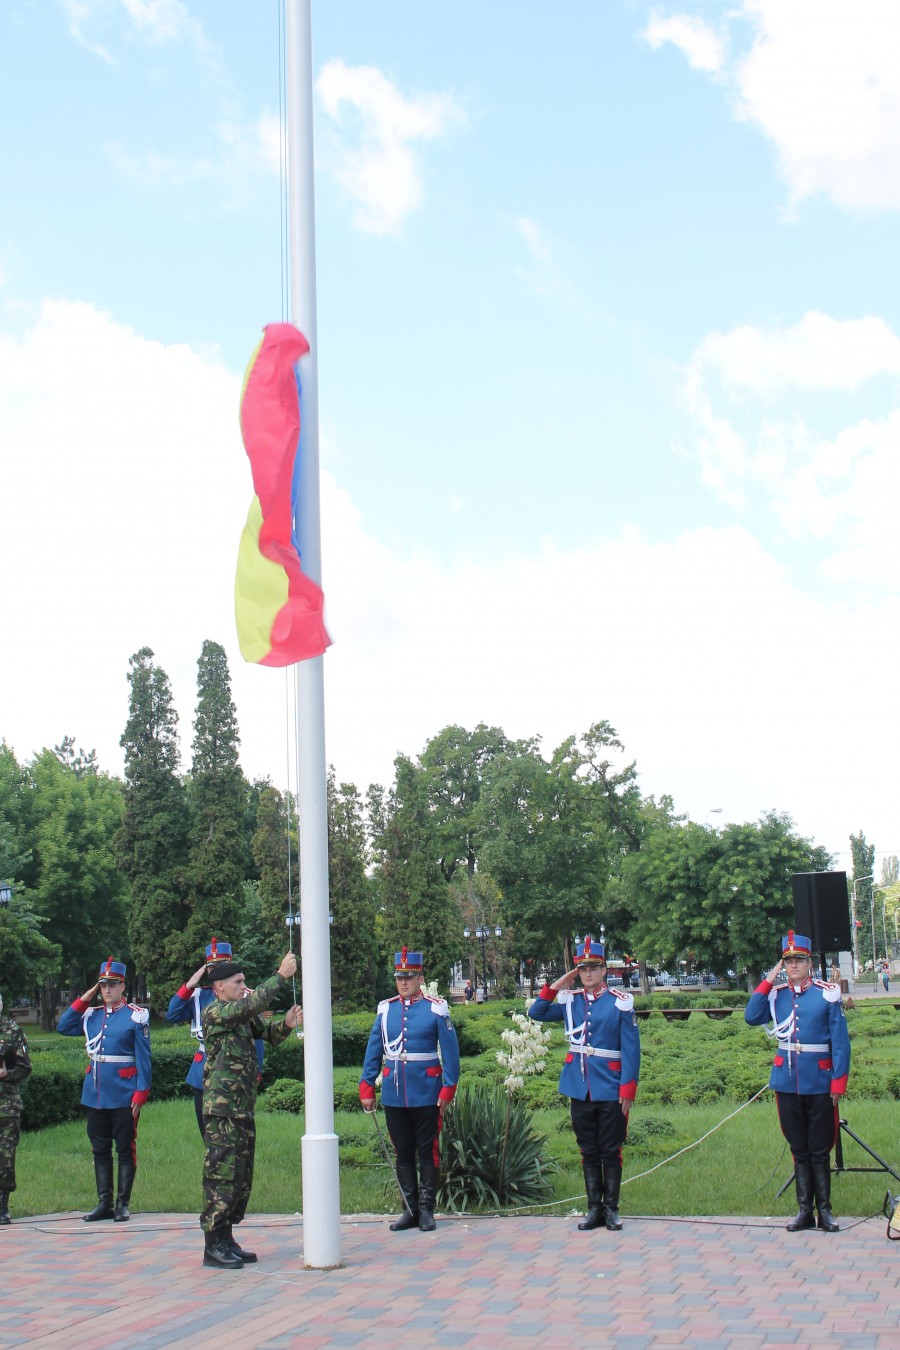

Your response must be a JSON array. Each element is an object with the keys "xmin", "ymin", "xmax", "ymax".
[
  {"xmin": 258, "ymin": 1078, "xmax": 305, "ymax": 1114},
  {"xmin": 438, "ymin": 1083, "xmax": 558, "ymax": 1211}
]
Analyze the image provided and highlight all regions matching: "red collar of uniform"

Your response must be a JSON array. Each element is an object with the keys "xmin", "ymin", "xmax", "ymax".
[
  {"xmin": 103, "ymin": 999, "xmax": 127, "ymax": 1013},
  {"xmin": 401, "ymin": 993, "xmax": 424, "ymax": 1006},
  {"xmin": 791, "ymin": 977, "xmax": 813, "ymax": 993}
]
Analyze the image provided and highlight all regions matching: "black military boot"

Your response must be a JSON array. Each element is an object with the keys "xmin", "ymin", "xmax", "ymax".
[
  {"xmin": 0, "ymin": 1191, "xmax": 10, "ymax": 1225},
  {"xmin": 226, "ymin": 1223, "xmax": 258, "ymax": 1264},
  {"xmin": 577, "ymin": 1164, "xmax": 606, "ymax": 1231},
  {"xmin": 418, "ymin": 1163, "xmax": 439, "ymax": 1232},
  {"xmin": 114, "ymin": 1158, "xmax": 136, "ymax": 1222},
  {"xmin": 786, "ymin": 1162, "xmax": 816, "ymax": 1232},
  {"xmin": 389, "ymin": 1163, "xmax": 419, "ymax": 1232},
  {"xmin": 603, "ymin": 1164, "xmax": 624, "ymax": 1232},
  {"xmin": 203, "ymin": 1229, "xmax": 243, "ymax": 1269},
  {"xmin": 812, "ymin": 1160, "xmax": 840, "ymax": 1232},
  {"xmin": 83, "ymin": 1158, "xmax": 115, "ymax": 1222}
]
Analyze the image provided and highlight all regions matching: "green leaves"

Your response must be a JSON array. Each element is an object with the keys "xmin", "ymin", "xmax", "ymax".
[{"xmin": 438, "ymin": 1083, "xmax": 558, "ymax": 1211}]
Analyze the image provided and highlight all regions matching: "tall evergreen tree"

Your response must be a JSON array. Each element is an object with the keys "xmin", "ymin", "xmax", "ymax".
[
  {"xmin": 849, "ymin": 830, "xmax": 876, "ymax": 967},
  {"xmin": 182, "ymin": 640, "xmax": 247, "ymax": 963},
  {"xmin": 118, "ymin": 647, "xmax": 190, "ymax": 1001},
  {"xmin": 328, "ymin": 769, "xmax": 377, "ymax": 1006},
  {"xmin": 252, "ymin": 784, "xmax": 297, "ymax": 961}
]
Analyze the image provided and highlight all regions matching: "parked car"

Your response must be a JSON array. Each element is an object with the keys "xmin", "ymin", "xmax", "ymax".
[{"xmin": 607, "ymin": 973, "xmax": 624, "ymax": 987}]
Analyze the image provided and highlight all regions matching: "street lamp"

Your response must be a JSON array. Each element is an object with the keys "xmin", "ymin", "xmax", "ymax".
[
  {"xmin": 0, "ymin": 884, "xmax": 11, "ymax": 905},
  {"xmin": 463, "ymin": 921, "xmax": 502, "ymax": 997}
]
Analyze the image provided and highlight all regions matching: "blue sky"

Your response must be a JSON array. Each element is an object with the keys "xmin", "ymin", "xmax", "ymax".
[{"xmin": 2, "ymin": 0, "xmax": 899, "ymax": 875}]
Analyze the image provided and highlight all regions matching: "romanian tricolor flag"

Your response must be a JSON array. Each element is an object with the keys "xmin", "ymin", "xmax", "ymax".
[{"xmin": 234, "ymin": 323, "xmax": 331, "ymax": 666}]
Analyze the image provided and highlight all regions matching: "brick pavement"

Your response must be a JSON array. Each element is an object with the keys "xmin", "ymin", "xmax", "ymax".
[{"xmin": 1, "ymin": 1211, "xmax": 898, "ymax": 1349}]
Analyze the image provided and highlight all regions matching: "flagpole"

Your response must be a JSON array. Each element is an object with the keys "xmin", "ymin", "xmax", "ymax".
[{"xmin": 285, "ymin": 0, "xmax": 342, "ymax": 1269}]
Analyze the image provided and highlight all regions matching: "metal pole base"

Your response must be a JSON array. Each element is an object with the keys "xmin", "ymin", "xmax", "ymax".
[{"xmin": 301, "ymin": 1132, "xmax": 342, "ymax": 1269}]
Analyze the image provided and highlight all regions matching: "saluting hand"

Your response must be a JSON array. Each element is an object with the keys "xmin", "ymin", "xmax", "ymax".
[
  {"xmin": 81, "ymin": 981, "xmax": 101, "ymax": 1003},
  {"xmin": 550, "ymin": 968, "xmax": 579, "ymax": 993},
  {"xmin": 765, "ymin": 959, "xmax": 784, "ymax": 984},
  {"xmin": 187, "ymin": 964, "xmax": 208, "ymax": 990}
]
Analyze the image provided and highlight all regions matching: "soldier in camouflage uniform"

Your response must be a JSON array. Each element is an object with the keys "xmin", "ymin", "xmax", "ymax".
[
  {"xmin": 200, "ymin": 950, "xmax": 302, "ymax": 1270},
  {"xmin": 0, "ymin": 991, "xmax": 33, "ymax": 1225}
]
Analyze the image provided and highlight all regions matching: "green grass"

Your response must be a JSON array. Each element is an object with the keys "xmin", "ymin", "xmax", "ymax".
[{"xmin": 11, "ymin": 1095, "xmax": 898, "ymax": 1222}]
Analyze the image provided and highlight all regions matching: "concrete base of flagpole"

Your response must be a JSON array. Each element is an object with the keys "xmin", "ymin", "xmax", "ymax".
[{"xmin": 301, "ymin": 1132, "xmax": 343, "ymax": 1269}]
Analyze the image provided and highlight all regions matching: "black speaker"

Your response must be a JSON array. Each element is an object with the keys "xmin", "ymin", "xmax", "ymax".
[{"xmin": 792, "ymin": 871, "xmax": 852, "ymax": 953}]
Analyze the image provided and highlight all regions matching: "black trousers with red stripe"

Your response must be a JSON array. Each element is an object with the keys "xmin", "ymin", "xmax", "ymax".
[
  {"xmin": 775, "ymin": 1092, "xmax": 837, "ymax": 1166},
  {"xmin": 384, "ymin": 1105, "xmax": 440, "ymax": 1169}
]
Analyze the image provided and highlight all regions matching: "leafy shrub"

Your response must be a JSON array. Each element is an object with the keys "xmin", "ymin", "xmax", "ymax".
[
  {"xmin": 438, "ymin": 1083, "xmax": 558, "ymax": 1211},
  {"xmin": 258, "ymin": 1078, "xmax": 305, "ymax": 1113}
]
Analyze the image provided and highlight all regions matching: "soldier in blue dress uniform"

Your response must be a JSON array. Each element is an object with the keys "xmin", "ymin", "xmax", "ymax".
[
  {"xmin": 57, "ymin": 957, "xmax": 151, "ymax": 1222},
  {"xmin": 745, "ymin": 930, "xmax": 851, "ymax": 1233},
  {"xmin": 529, "ymin": 936, "xmax": 640, "ymax": 1232},
  {"xmin": 359, "ymin": 947, "xmax": 460, "ymax": 1233},
  {"xmin": 166, "ymin": 939, "xmax": 264, "ymax": 1136}
]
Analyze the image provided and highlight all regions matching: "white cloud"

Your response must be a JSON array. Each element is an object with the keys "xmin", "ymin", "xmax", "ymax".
[
  {"xmin": 509, "ymin": 216, "xmax": 583, "ymax": 309},
  {"xmin": 1, "ymin": 300, "xmax": 898, "ymax": 866},
  {"xmin": 682, "ymin": 310, "xmax": 900, "ymax": 574},
  {"xmin": 645, "ymin": 0, "xmax": 900, "ymax": 212},
  {"xmin": 643, "ymin": 10, "xmax": 725, "ymax": 73},
  {"xmin": 316, "ymin": 60, "xmax": 465, "ymax": 235},
  {"xmin": 60, "ymin": 0, "xmax": 206, "ymax": 61}
]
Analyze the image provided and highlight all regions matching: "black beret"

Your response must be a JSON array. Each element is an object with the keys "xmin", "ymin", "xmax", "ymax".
[{"xmin": 210, "ymin": 961, "xmax": 244, "ymax": 981}]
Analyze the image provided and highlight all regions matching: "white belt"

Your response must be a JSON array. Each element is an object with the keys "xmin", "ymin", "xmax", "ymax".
[
  {"xmin": 569, "ymin": 1046, "xmax": 620, "ymax": 1059},
  {"xmin": 386, "ymin": 1052, "xmax": 438, "ymax": 1063},
  {"xmin": 89, "ymin": 1054, "xmax": 135, "ymax": 1064},
  {"xmin": 776, "ymin": 1042, "xmax": 829, "ymax": 1054}
]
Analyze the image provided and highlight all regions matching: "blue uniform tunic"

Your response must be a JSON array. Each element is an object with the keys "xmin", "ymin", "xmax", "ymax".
[
  {"xmin": 529, "ymin": 985, "xmax": 640, "ymax": 1102},
  {"xmin": 360, "ymin": 994, "xmax": 460, "ymax": 1108},
  {"xmin": 744, "ymin": 977, "xmax": 850, "ymax": 1096},
  {"xmin": 57, "ymin": 999, "xmax": 152, "ymax": 1108},
  {"xmin": 166, "ymin": 985, "xmax": 264, "ymax": 1089}
]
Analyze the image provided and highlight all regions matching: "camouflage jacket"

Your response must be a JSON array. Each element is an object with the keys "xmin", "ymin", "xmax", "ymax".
[
  {"xmin": 201, "ymin": 974, "xmax": 293, "ymax": 1119},
  {"xmin": 0, "ymin": 1014, "xmax": 32, "ymax": 1120}
]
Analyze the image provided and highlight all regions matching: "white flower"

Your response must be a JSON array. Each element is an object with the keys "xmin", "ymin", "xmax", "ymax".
[{"xmin": 495, "ymin": 1005, "xmax": 552, "ymax": 1096}]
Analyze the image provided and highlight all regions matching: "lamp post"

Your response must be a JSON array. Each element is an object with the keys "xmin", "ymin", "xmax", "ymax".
[
  {"xmin": 463, "ymin": 921, "xmax": 502, "ymax": 997},
  {"xmin": 0, "ymin": 884, "xmax": 11, "ymax": 905}
]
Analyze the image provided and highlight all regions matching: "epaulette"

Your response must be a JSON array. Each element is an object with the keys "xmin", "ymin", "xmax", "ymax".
[
  {"xmin": 376, "ymin": 997, "xmax": 398, "ymax": 1013},
  {"xmin": 128, "ymin": 1003, "xmax": 150, "ymax": 1025},
  {"xmin": 813, "ymin": 979, "xmax": 842, "ymax": 1003},
  {"xmin": 610, "ymin": 988, "xmax": 635, "ymax": 1012},
  {"xmin": 426, "ymin": 996, "xmax": 449, "ymax": 1016}
]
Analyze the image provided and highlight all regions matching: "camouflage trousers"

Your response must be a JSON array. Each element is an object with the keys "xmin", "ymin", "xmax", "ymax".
[
  {"xmin": 200, "ymin": 1114, "xmax": 256, "ymax": 1233},
  {"xmin": 0, "ymin": 1115, "xmax": 21, "ymax": 1192}
]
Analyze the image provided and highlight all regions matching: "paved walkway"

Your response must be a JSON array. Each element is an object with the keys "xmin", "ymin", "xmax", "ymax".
[{"xmin": 1, "ymin": 1210, "xmax": 898, "ymax": 1349}]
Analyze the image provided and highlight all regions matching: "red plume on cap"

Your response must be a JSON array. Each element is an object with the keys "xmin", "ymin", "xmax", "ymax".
[
  {"xmin": 210, "ymin": 938, "xmax": 218, "ymax": 957},
  {"xmin": 104, "ymin": 957, "xmax": 114, "ymax": 976},
  {"xmin": 788, "ymin": 930, "xmax": 794, "ymax": 947},
  {"xmin": 584, "ymin": 936, "xmax": 592, "ymax": 958},
  {"xmin": 401, "ymin": 945, "xmax": 408, "ymax": 965}
]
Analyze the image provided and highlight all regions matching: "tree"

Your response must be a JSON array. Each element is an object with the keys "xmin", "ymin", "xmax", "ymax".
[
  {"xmin": 118, "ymin": 647, "xmax": 190, "ymax": 1001},
  {"xmin": 182, "ymin": 640, "xmax": 248, "ymax": 966},
  {"xmin": 251, "ymin": 785, "xmax": 297, "ymax": 961},
  {"xmin": 418, "ymin": 723, "xmax": 510, "ymax": 883},
  {"xmin": 328, "ymin": 770, "xmax": 377, "ymax": 1006},
  {"xmin": 849, "ymin": 831, "xmax": 876, "ymax": 968},
  {"xmin": 28, "ymin": 744, "xmax": 129, "ymax": 1023},
  {"xmin": 0, "ymin": 817, "xmax": 60, "ymax": 1003},
  {"xmin": 371, "ymin": 755, "xmax": 462, "ymax": 994},
  {"xmin": 622, "ymin": 811, "xmax": 831, "ymax": 985},
  {"xmin": 880, "ymin": 855, "xmax": 899, "ymax": 886}
]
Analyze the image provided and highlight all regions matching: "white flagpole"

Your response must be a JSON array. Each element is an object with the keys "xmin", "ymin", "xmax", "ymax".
[{"xmin": 285, "ymin": 0, "xmax": 342, "ymax": 1269}]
